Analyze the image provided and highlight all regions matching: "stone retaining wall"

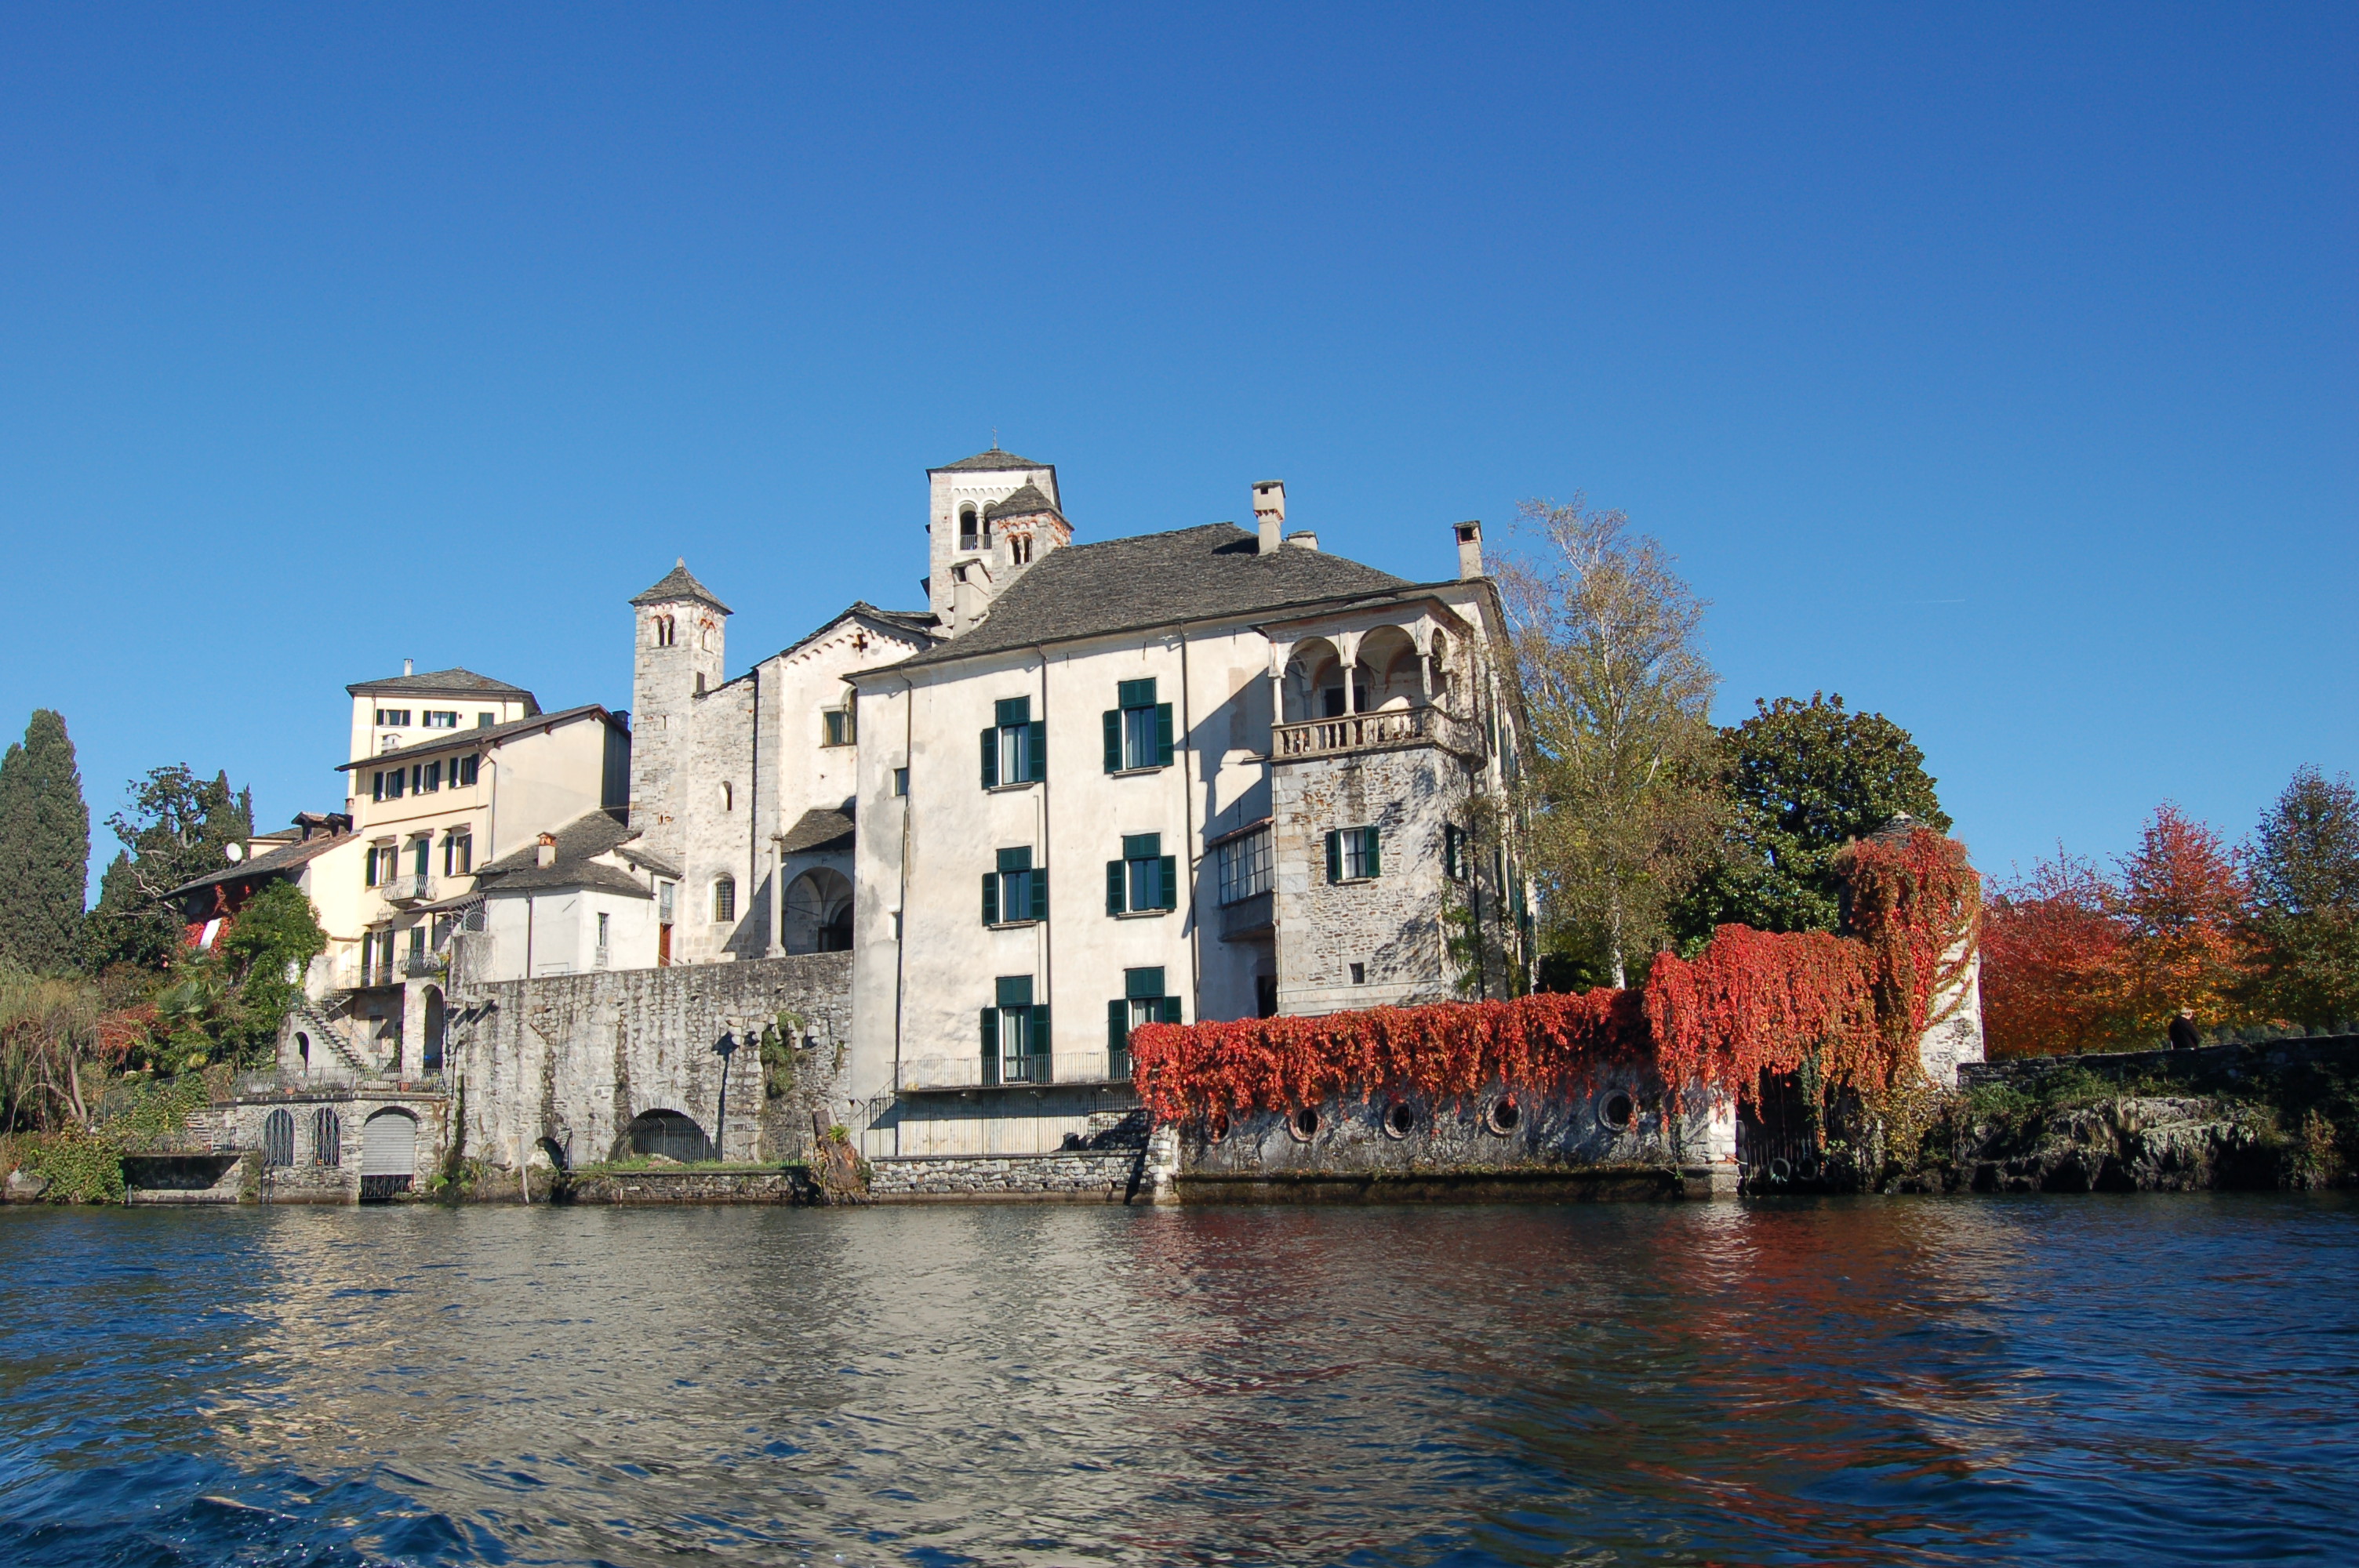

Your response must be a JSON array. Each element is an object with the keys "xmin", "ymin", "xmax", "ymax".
[
  {"xmin": 867, "ymin": 1149, "xmax": 1146, "ymax": 1203},
  {"xmin": 556, "ymin": 1167, "xmax": 806, "ymax": 1204},
  {"xmin": 1961, "ymin": 1034, "xmax": 2359, "ymax": 1092}
]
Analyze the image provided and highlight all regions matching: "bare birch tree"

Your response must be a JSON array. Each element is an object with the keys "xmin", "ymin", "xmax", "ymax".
[{"xmin": 1498, "ymin": 495, "xmax": 1721, "ymax": 986}]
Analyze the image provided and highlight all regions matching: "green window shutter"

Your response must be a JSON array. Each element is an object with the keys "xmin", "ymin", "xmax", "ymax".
[
  {"xmin": 1118, "ymin": 677, "xmax": 1156, "ymax": 710},
  {"xmin": 995, "ymin": 696, "xmax": 1030, "ymax": 728},
  {"xmin": 1031, "ymin": 1004, "xmax": 1050, "ymax": 1053},
  {"xmin": 1365, "ymin": 826, "xmax": 1381, "ymax": 877},
  {"xmin": 1326, "ymin": 829, "xmax": 1342, "ymax": 884},
  {"xmin": 1155, "ymin": 703, "xmax": 1174, "ymax": 766},
  {"xmin": 1106, "ymin": 859, "xmax": 1126, "ymax": 916},
  {"xmin": 1125, "ymin": 966, "xmax": 1165, "ymax": 999},
  {"xmin": 998, "ymin": 846, "xmax": 1031, "ymax": 872},
  {"xmin": 1108, "ymin": 998, "xmax": 1128, "ymax": 1050},
  {"xmin": 982, "ymin": 1007, "xmax": 998, "ymax": 1062},
  {"xmin": 1027, "ymin": 720, "xmax": 1046, "ymax": 781},
  {"xmin": 982, "ymin": 872, "xmax": 999, "ymax": 926},
  {"xmin": 1121, "ymin": 833, "xmax": 1161, "ymax": 860},
  {"xmin": 1158, "ymin": 855, "xmax": 1178, "ymax": 909},
  {"xmin": 1158, "ymin": 996, "xmax": 1183, "ymax": 1025},
  {"xmin": 996, "ymin": 975, "xmax": 1033, "ymax": 1008},
  {"xmin": 980, "ymin": 727, "xmax": 998, "ymax": 789},
  {"xmin": 1030, "ymin": 867, "xmax": 1049, "ymax": 921},
  {"xmin": 1103, "ymin": 710, "xmax": 1121, "ymax": 772}
]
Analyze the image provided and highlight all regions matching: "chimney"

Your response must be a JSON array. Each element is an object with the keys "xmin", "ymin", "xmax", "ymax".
[
  {"xmin": 403, "ymin": 658, "xmax": 415, "ymax": 677},
  {"xmin": 536, "ymin": 833, "xmax": 557, "ymax": 869},
  {"xmin": 951, "ymin": 560, "xmax": 991, "ymax": 634},
  {"xmin": 1285, "ymin": 530, "xmax": 1318, "ymax": 552},
  {"xmin": 1253, "ymin": 481, "xmax": 1285, "ymax": 554},
  {"xmin": 1454, "ymin": 521, "xmax": 1484, "ymax": 579}
]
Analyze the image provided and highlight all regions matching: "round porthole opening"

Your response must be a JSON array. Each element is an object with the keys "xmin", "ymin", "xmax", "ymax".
[
  {"xmin": 1485, "ymin": 1097, "xmax": 1521, "ymax": 1135},
  {"xmin": 1289, "ymin": 1105, "xmax": 1321, "ymax": 1142},
  {"xmin": 1384, "ymin": 1101, "xmax": 1417, "ymax": 1138},
  {"xmin": 1601, "ymin": 1091, "xmax": 1634, "ymax": 1131}
]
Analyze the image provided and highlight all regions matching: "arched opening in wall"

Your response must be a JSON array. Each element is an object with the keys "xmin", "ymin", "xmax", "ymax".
[
  {"xmin": 312, "ymin": 1107, "xmax": 342, "ymax": 1167},
  {"xmin": 721, "ymin": 781, "xmax": 733, "ymax": 812},
  {"xmin": 361, "ymin": 1109, "xmax": 419, "ymax": 1199},
  {"xmin": 296, "ymin": 1032, "xmax": 311, "ymax": 1071},
  {"xmin": 262, "ymin": 1109, "xmax": 296, "ymax": 1168},
  {"xmin": 1281, "ymin": 638, "xmax": 1342, "ymax": 723},
  {"xmin": 537, "ymin": 1135, "xmax": 570, "ymax": 1172},
  {"xmin": 712, "ymin": 876, "xmax": 737, "ymax": 924},
  {"xmin": 958, "ymin": 506, "xmax": 979, "ymax": 550},
  {"xmin": 653, "ymin": 615, "xmax": 675, "ymax": 648},
  {"xmin": 783, "ymin": 869, "xmax": 854, "ymax": 954},
  {"xmin": 625, "ymin": 1110, "xmax": 713, "ymax": 1163},
  {"xmin": 422, "ymin": 988, "xmax": 445, "ymax": 1073},
  {"xmin": 1358, "ymin": 625, "xmax": 1421, "ymax": 711}
]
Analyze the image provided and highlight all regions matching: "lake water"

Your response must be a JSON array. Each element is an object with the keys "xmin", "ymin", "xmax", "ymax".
[{"xmin": 1, "ymin": 1196, "xmax": 2353, "ymax": 1566}]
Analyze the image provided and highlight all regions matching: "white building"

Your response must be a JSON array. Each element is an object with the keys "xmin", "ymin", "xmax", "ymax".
[{"xmin": 623, "ymin": 448, "xmax": 1528, "ymax": 1160}]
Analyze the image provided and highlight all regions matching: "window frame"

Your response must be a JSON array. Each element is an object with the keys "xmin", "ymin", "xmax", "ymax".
[
  {"xmin": 983, "ymin": 846, "xmax": 1048, "ymax": 927},
  {"xmin": 712, "ymin": 876, "xmax": 737, "ymax": 924},
  {"xmin": 1325, "ymin": 825, "xmax": 1383, "ymax": 884},
  {"xmin": 1107, "ymin": 832, "xmax": 1180, "ymax": 916},
  {"xmin": 980, "ymin": 696, "xmax": 1046, "ymax": 789},
  {"xmin": 1102, "ymin": 678, "xmax": 1176, "ymax": 773},
  {"xmin": 1216, "ymin": 827, "xmax": 1272, "ymax": 906}
]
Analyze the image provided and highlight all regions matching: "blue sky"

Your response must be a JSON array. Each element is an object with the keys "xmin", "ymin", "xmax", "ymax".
[{"xmin": 2, "ymin": 3, "xmax": 2350, "ymax": 892}]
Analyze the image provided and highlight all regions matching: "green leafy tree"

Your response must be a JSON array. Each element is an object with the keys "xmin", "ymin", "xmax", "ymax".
[
  {"xmin": 0, "ymin": 710, "xmax": 89, "ymax": 975},
  {"xmin": 1674, "ymin": 693, "xmax": 1949, "ymax": 942},
  {"xmin": 216, "ymin": 880, "xmax": 327, "ymax": 1065},
  {"xmin": 82, "ymin": 767, "xmax": 253, "ymax": 973},
  {"xmin": 1499, "ymin": 495, "xmax": 1724, "ymax": 987},
  {"xmin": 2248, "ymin": 767, "xmax": 2359, "ymax": 1028}
]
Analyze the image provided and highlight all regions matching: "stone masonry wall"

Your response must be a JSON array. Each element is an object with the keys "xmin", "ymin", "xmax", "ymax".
[
  {"xmin": 453, "ymin": 953, "xmax": 855, "ymax": 1172},
  {"xmin": 867, "ymin": 1149, "xmax": 1145, "ymax": 1202}
]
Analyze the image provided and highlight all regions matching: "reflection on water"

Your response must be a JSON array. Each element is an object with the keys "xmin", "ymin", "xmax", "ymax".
[{"xmin": 2, "ymin": 1196, "xmax": 2354, "ymax": 1565}]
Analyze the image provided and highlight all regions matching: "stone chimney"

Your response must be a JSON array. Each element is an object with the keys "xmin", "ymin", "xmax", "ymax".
[
  {"xmin": 1286, "ymin": 530, "xmax": 1318, "ymax": 552},
  {"xmin": 1455, "ymin": 521, "xmax": 1484, "ymax": 579},
  {"xmin": 951, "ymin": 561, "xmax": 991, "ymax": 634},
  {"xmin": 1253, "ymin": 481, "xmax": 1285, "ymax": 554},
  {"xmin": 536, "ymin": 833, "xmax": 557, "ymax": 869},
  {"xmin": 403, "ymin": 658, "xmax": 414, "ymax": 677}
]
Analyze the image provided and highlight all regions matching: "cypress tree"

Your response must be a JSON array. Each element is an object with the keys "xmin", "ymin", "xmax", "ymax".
[{"xmin": 0, "ymin": 709, "xmax": 90, "ymax": 974}]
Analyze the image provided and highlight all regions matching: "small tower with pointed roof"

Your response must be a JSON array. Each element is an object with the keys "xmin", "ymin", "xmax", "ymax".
[
  {"xmin": 628, "ymin": 559, "xmax": 731, "ymax": 868},
  {"xmin": 925, "ymin": 445, "xmax": 1060, "ymax": 628}
]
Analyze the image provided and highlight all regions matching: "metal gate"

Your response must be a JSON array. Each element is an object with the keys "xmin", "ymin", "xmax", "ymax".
[
  {"xmin": 1737, "ymin": 1071, "xmax": 1822, "ymax": 1189},
  {"xmin": 360, "ymin": 1109, "xmax": 417, "ymax": 1200}
]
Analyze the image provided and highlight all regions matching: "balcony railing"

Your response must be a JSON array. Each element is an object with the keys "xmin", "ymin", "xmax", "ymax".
[
  {"xmin": 402, "ymin": 952, "xmax": 445, "ymax": 977},
  {"xmin": 380, "ymin": 873, "xmax": 433, "ymax": 906},
  {"xmin": 899, "ymin": 1050, "xmax": 1134, "ymax": 1092},
  {"xmin": 1273, "ymin": 703, "xmax": 1483, "ymax": 762}
]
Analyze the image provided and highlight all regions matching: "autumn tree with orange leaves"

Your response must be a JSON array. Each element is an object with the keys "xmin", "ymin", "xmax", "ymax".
[{"xmin": 1984, "ymin": 803, "xmax": 2259, "ymax": 1055}]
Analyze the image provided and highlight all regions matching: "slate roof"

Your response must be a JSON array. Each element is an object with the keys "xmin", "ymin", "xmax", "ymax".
[
  {"xmin": 346, "ymin": 667, "xmax": 538, "ymax": 705},
  {"xmin": 894, "ymin": 523, "xmax": 1415, "ymax": 670},
  {"xmin": 165, "ymin": 829, "xmax": 358, "ymax": 899},
  {"xmin": 336, "ymin": 704, "xmax": 623, "ymax": 771},
  {"xmin": 779, "ymin": 806, "xmax": 855, "ymax": 855},
  {"xmin": 468, "ymin": 808, "xmax": 674, "ymax": 897},
  {"xmin": 930, "ymin": 447, "xmax": 1049, "ymax": 473},
  {"xmin": 986, "ymin": 482, "xmax": 1060, "ymax": 520},
  {"xmin": 630, "ymin": 559, "xmax": 732, "ymax": 615}
]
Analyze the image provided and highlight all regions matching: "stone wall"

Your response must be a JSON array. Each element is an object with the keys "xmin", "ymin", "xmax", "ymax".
[
  {"xmin": 452, "ymin": 952, "xmax": 856, "ymax": 1172},
  {"xmin": 1177, "ymin": 1069, "xmax": 1739, "ymax": 1201},
  {"xmin": 867, "ymin": 1149, "xmax": 1146, "ymax": 1202},
  {"xmin": 1961, "ymin": 1033, "xmax": 2359, "ymax": 1093}
]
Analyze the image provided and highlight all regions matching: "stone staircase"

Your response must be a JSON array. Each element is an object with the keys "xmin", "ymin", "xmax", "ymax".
[{"xmin": 289, "ymin": 998, "xmax": 374, "ymax": 1081}]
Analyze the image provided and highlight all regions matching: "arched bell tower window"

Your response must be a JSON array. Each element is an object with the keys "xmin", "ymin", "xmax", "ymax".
[
  {"xmin": 958, "ymin": 506, "xmax": 979, "ymax": 551},
  {"xmin": 652, "ymin": 615, "xmax": 675, "ymax": 648}
]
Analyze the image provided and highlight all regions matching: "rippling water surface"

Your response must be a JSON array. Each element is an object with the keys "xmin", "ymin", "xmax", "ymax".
[{"xmin": 2, "ymin": 1196, "xmax": 2353, "ymax": 1565}]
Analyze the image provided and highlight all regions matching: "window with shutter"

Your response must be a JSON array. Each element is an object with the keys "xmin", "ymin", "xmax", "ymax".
[
  {"xmin": 1329, "ymin": 826, "xmax": 1381, "ymax": 881},
  {"xmin": 1110, "ymin": 679, "xmax": 1177, "ymax": 771},
  {"xmin": 1106, "ymin": 858, "xmax": 1125, "ymax": 916},
  {"xmin": 985, "ymin": 697, "xmax": 1042, "ymax": 786},
  {"xmin": 1118, "ymin": 833, "xmax": 1173, "ymax": 913},
  {"xmin": 458, "ymin": 755, "xmax": 479, "ymax": 786},
  {"xmin": 1325, "ymin": 829, "xmax": 1342, "ymax": 884}
]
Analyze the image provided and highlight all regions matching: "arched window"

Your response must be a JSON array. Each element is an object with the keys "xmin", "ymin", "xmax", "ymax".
[
  {"xmin": 313, "ymin": 1108, "xmax": 342, "ymax": 1167},
  {"xmin": 296, "ymin": 1031, "xmax": 311, "ymax": 1070},
  {"xmin": 423, "ymin": 988, "xmax": 445, "ymax": 1073},
  {"xmin": 721, "ymin": 781, "xmax": 734, "ymax": 811},
  {"xmin": 1012, "ymin": 535, "xmax": 1033, "ymax": 565},
  {"xmin": 653, "ymin": 615, "xmax": 675, "ymax": 648},
  {"xmin": 958, "ymin": 506, "xmax": 979, "ymax": 550},
  {"xmin": 624, "ymin": 1110, "xmax": 713, "ymax": 1163},
  {"xmin": 262, "ymin": 1109, "xmax": 295, "ymax": 1168},
  {"xmin": 712, "ymin": 876, "xmax": 736, "ymax": 923}
]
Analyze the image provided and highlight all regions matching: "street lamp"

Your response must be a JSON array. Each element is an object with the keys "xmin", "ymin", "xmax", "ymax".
[{"xmin": 712, "ymin": 1028, "xmax": 740, "ymax": 1162}]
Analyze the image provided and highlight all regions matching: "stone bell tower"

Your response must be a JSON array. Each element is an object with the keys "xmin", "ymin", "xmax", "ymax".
[
  {"xmin": 923, "ymin": 445, "xmax": 1060, "ymax": 629},
  {"xmin": 627, "ymin": 559, "xmax": 731, "ymax": 868}
]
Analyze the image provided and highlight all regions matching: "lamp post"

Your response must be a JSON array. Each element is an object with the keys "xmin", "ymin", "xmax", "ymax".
[{"xmin": 712, "ymin": 1028, "xmax": 740, "ymax": 1162}]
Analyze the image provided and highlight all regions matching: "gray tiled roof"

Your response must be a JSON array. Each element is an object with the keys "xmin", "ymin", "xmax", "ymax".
[
  {"xmin": 779, "ymin": 806, "xmax": 855, "ymax": 855},
  {"xmin": 895, "ymin": 523, "xmax": 1412, "ymax": 670},
  {"xmin": 345, "ymin": 667, "xmax": 538, "ymax": 704},
  {"xmin": 986, "ymin": 483, "xmax": 1060, "ymax": 520},
  {"xmin": 469, "ymin": 808, "xmax": 671, "ymax": 897},
  {"xmin": 165, "ymin": 829, "xmax": 357, "ymax": 900},
  {"xmin": 336, "ymin": 704, "xmax": 623, "ymax": 771},
  {"xmin": 929, "ymin": 447, "xmax": 1049, "ymax": 473},
  {"xmin": 630, "ymin": 559, "xmax": 732, "ymax": 615}
]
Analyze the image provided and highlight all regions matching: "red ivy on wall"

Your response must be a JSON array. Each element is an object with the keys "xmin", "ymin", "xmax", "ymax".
[{"xmin": 1130, "ymin": 828, "xmax": 1980, "ymax": 1125}]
